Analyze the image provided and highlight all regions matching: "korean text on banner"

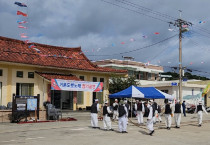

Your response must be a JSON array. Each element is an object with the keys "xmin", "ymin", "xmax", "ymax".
[{"xmin": 51, "ymin": 79, "xmax": 103, "ymax": 92}]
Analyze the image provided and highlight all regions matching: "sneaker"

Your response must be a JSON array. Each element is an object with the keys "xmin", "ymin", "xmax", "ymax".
[{"xmin": 167, "ymin": 127, "xmax": 171, "ymax": 130}]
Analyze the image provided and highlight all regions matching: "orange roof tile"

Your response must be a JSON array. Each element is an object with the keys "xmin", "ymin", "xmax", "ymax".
[{"xmin": 0, "ymin": 36, "xmax": 127, "ymax": 74}]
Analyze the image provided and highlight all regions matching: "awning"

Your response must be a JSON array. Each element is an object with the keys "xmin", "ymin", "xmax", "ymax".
[
  {"xmin": 109, "ymin": 85, "xmax": 174, "ymax": 100},
  {"xmin": 35, "ymin": 72, "xmax": 81, "ymax": 81}
]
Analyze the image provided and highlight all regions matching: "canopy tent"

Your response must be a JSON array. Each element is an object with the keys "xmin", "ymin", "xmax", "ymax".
[{"xmin": 109, "ymin": 85, "xmax": 174, "ymax": 100}]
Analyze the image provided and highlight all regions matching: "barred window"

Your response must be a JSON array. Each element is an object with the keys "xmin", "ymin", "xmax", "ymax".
[{"xmin": 77, "ymin": 91, "xmax": 84, "ymax": 104}]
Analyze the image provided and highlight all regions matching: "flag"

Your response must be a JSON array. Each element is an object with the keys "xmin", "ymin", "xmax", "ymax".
[
  {"xmin": 17, "ymin": 11, "xmax": 28, "ymax": 17},
  {"xmin": 130, "ymin": 38, "xmax": 135, "ymax": 42},
  {"xmin": 29, "ymin": 44, "xmax": 36, "ymax": 48},
  {"xmin": 182, "ymin": 25, "xmax": 188, "ymax": 28},
  {"xmin": 14, "ymin": 2, "xmax": 27, "ymax": 7},
  {"xmin": 17, "ymin": 20, "xmax": 28, "ymax": 24},
  {"xmin": 20, "ymin": 33, "xmax": 28, "ymax": 38},
  {"xmin": 154, "ymin": 32, "xmax": 160, "ymax": 34},
  {"xmin": 121, "ymin": 42, "xmax": 125, "ymax": 44},
  {"xmin": 18, "ymin": 25, "xmax": 27, "ymax": 29},
  {"xmin": 24, "ymin": 40, "xmax": 30, "ymax": 43}
]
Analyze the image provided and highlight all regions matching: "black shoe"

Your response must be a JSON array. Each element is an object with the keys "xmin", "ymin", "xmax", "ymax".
[
  {"xmin": 199, "ymin": 124, "xmax": 202, "ymax": 127},
  {"xmin": 167, "ymin": 127, "xmax": 170, "ymax": 130},
  {"xmin": 92, "ymin": 127, "xmax": 96, "ymax": 129},
  {"xmin": 122, "ymin": 131, "xmax": 128, "ymax": 133},
  {"xmin": 109, "ymin": 129, "xmax": 114, "ymax": 131},
  {"xmin": 149, "ymin": 130, "xmax": 154, "ymax": 136}
]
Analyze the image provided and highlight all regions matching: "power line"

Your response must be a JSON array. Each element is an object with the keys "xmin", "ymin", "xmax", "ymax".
[
  {"xmin": 86, "ymin": 34, "xmax": 177, "ymax": 56},
  {"xmin": 101, "ymin": 0, "xmax": 170, "ymax": 23},
  {"xmin": 115, "ymin": 0, "xmax": 177, "ymax": 21}
]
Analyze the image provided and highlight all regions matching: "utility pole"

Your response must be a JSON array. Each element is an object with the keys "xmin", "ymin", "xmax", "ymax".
[{"xmin": 169, "ymin": 11, "xmax": 192, "ymax": 103}]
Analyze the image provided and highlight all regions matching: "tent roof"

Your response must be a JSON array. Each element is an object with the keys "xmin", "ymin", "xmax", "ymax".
[{"xmin": 109, "ymin": 85, "xmax": 174, "ymax": 100}]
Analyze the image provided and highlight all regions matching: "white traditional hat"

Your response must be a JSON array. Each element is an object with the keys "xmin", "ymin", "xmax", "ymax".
[
  {"xmin": 199, "ymin": 101, "xmax": 202, "ymax": 104},
  {"xmin": 148, "ymin": 100, "xmax": 153, "ymax": 104},
  {"xmin": 105, "ymin": 100, "xmax": 108, "ymax": 104},
  {"xmin": 95, "ymin": 99, "xmax": 99, "ymax": 102},
  {"xmin": 124, "ymin": 100, "xmax": 127, "ymax": 103},
  {"xmin": 115, "ymin": 99, "xmax": 118, "ymax": 102}
]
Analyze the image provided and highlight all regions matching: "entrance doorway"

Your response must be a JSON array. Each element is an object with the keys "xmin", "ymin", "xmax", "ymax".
[{"xmin": 51, "ymin": 90, "xmax": 73, "ymax": 110}]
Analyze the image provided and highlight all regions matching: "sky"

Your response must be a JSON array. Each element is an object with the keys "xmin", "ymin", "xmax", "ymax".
[{"xmin": 0, "ymin": 0, "xmax": 210, "ymax": 78}]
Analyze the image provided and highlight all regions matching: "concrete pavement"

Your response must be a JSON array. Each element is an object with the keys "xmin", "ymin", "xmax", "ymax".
[{"xmin": 0, "ymin": 112, "xmax": 209, "ymax": 145}]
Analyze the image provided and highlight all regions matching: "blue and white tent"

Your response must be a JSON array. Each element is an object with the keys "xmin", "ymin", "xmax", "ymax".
[{"xmin": 109, "ymin": 85, "xmax": 174, "ymax": 100}]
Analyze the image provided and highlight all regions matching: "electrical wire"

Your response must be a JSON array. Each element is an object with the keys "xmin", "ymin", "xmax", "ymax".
[
  {"xmin": 86, "ymin": 34, "xmax": 177, "ymax": 56},
  {"xmin": 101, "ymin": 0, "xmax": 170, "ymax": 23}
]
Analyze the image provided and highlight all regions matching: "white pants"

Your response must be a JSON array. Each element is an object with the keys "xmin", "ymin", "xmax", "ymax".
[
  {"xmin": 147, "ymin": 119, "xmax": 154, "ymax": 133},
  {"xmin": 103, "ymin": 115, "xmax": 112, "ymax": 130},
  {"xmin": 198, "ymin": 111, "xmax": 203, "ymax": 125},
  {"xmin": 137, "ymin": 111, "xmax": 144, "ymax": 124},
  {"xmin": 153, "ymin": 110, "xmax": 158, "ymax": 123},
  {"xmin": 118, "ymin": 115, "xmax": 127, "ymax": 132},
  {"xmin": 174, "ymin": 113, "xmax": 181, "ymax": 127},
  {"xmin": 91, "ymin": 113, "xmax": 98, "ymax": 127},
  {"xmin": 113, "ymin": 110, "xmax": 118, "ymax": 120},
  {"xmin": 157, "ymin": 112, "xmax": 162, "ymax": 122},
  {"xmin": 165, "ymin": 114, "xmax": 172, "ymax": 127}
]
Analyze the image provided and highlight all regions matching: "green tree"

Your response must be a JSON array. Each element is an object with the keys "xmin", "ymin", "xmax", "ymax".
[{"xmin": 109, "ymin": 75, "xmax": 139, "ymax": 94}]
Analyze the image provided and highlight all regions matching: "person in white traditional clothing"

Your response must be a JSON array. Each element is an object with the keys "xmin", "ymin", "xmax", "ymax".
[
  {"xmin": 118, "ymin": 100, "xmax": 128, "ymax": 133},
  {"xmin": 164, "ymin": 100, "xmax": 174, "ymax": 130},
  {"xmin": 124, "ymin": 100, "xmax": 130, "ymax": 125},
  {"xmin": 135, "ymin": 100, "xmax": 145, "ymax": 124},
  {"xmin": 113, "ymin": 99, "xmax": 119, "ymax": 121},
  {"xmin": 90, "ymin": 99, "xmax": 100, "ymax": 129},
  {"xmin": 156, "ymin": 105, "xmax": 162, "ymax": 123},
  {"xmin": 174, "ymin": 100, "xmax": 183, "ymax": 128},
  {"xmin": 194, "ymin": 101, "xmax": 208, "ymax": 127},
  {"xmin": 152, "ymin": 101, "xmax": 158, "ymax": 124},
  {"xmin": 145, "ymin": 100, "xmax": 155, "ymax": 136},
  {"xmin": 103, "ymin": 101, "xmax": 114, "ymax": 131}
]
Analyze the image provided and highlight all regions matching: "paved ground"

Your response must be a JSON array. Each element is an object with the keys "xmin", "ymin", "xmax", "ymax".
[{"xmin": 0, "ymin": 112, "xmax": 210, "ymax": 145}]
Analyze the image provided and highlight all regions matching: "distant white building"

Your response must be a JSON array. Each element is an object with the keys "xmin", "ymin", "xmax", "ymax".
[
  {"xmin": 141, "ymin": 80, "xmax": 206, "ymax": 106},
  {"xmin": 93, "ymin": 59, "xmax": 164, "ymax": 85}
]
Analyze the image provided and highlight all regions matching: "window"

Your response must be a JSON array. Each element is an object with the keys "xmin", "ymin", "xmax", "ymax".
[
  {"xmin": 77, "ymin": 91, "xmax": 84, "ymax": 104},
  {"xmin": 17, "ymin": 71, "xmax": 23, "ymax": 78},
  {"xmin": 93, "ymin": 77, "xmax": 97, "ymax": 82},
  {"xmin": 140, "ymin": 71, "xmax": 144, "ymax": 80},
  {"xmin": 148, "ymin": 73, "xmax": 152, "ymax": 80},
  {"xmin": 79, "ymin": 76, "xmax": 85, "ymax": 81},
  {"xmin": 28, "ymin": 72, "xmax": 34, "ymax": 78},
  {"xmin": 161, "ymin": 90, "xmax": 168, "ymax": 93},
  {"xmin": 96, "ymin": 92, "xmax": 103, "ymax": 104},
  {"xmin": 100, "ymin": 78, "xmax": 104, "ymax": 82},
  {"xmin": 128, "ymin": 70, "xmax": 134, "ymax": 77},
  {"xmin": 0, "ymin": 70, "xmax": 2, "ymax": 76},
  {"xmin": 16, "ymin": 83, "xmax": 34, "ymax": 96}
]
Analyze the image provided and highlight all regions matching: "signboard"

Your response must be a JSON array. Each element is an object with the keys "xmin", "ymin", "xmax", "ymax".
[
  {"xmin": 171, "ymin": 82, "xmax": 178, "ymax": 86},
  {"xmin": 51, "ymin": 79, "xmax": 103, "ymax": 92},
  {"xmin": 27, "ymin": 99, "xmax": 37, "ymax": 111}
]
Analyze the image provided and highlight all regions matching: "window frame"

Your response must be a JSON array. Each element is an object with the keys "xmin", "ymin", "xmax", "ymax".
[{"xmin": 17, "ymin": 71, "xmax": 23, "ymax": 78}]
